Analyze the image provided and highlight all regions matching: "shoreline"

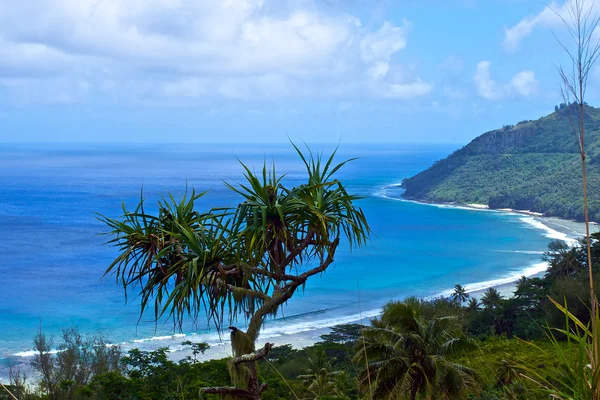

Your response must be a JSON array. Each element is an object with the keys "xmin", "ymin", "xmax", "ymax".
[
  {"xmin": 390, "ymin": 192, "xmax": 597, "ymax": 238},
  {"xmin": 398, "ymin": 194, "xmax": 597, "ymax": 233},
  {"xmin": 3, "ymin": 189, "xmax": 594, "ymax": 383},
  {"xmin": 182, "ymin": 196, "xmax": 596, "ymax": 363}
]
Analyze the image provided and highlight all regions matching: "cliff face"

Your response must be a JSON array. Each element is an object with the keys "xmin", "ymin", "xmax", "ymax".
[{"xmin": 401, "ymin": 106, "xmax": 600, "ymax": 222}]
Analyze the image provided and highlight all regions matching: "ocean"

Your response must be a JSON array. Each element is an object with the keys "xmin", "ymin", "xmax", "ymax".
[{"xmin": 0, "ymin": 143, "xmax": 577, "ymax": 372}]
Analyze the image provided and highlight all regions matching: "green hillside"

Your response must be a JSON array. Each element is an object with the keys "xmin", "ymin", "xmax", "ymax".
[{"xmin": 401, "ymin": 104, "xmax": 600, "ymax": 221}]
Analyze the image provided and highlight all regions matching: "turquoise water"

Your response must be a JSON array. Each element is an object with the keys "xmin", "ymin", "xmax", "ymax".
[{"xmin": 0, "ymin": 143, "xmax": 563, "ymax": 366}]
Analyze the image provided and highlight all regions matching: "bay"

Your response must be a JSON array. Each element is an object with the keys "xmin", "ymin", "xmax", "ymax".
[{"xmin": 0, "ymin": 143, "xmax": 563, "ymax": 366}]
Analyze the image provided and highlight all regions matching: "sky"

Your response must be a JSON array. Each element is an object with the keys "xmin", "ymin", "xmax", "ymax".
[{"xmin": 0, "ymin": 0, "xmax": 598, "ymax": 144}]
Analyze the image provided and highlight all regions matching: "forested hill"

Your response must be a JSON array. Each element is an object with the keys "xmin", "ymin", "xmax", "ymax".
[{"xmin": 401, "ymin": 104, "xmax": 600, "ymax": 222}]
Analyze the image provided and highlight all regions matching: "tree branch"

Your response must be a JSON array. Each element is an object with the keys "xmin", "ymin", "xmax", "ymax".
[
  {"xmin": 294, "ymin": 238, "xmax": 340, "ymax": 282},
  {"xmin": 246, "ymin": 237, "xmax": 340, "ymax": 341},
  {"xmin": 280, "ymin": 230, "xmax": 316, "ymax": 268},
  {"xmin": 223, "ymin": 281, "xmax": 272, "ymax": 302},
  {"xmin": 234, "ymin": 342, "xmax": 274, "ymax": 365}
]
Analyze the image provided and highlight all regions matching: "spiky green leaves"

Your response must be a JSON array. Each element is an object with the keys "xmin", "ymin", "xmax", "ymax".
[{"xmin": 99, "ymin": 144, "xmax": 370, "ymax": 331}]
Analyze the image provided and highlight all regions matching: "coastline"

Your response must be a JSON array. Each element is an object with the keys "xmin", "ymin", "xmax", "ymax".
[
  {"xmin": 151, "ymin": 195, "xmax": 600, "ymax": 366},
  {"xmin": 381, "ymin": 184, "xmax": 597, "ymax": 239},
  {"xmin": 3, "ymin": 187, "xmax": 595, "ymax": 383},
  {"xmin": 376, "ymin": 184, "xmax": 597, "ymax": 297},
  {"xmin": 388, "ymin": 189, "xmax": 597, "ymax": 238},
  {"xmin": 434, "ymin": 201, "xmax": 598, "ymax": 237}
]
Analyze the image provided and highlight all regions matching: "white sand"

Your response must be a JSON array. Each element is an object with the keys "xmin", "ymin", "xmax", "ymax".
[{"xmin": 466, "ymin": 203, "xmax": 489, "ymax": 209}]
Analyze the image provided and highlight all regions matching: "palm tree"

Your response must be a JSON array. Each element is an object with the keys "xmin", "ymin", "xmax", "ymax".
[
  {"xmin": 481, "ymin": 288, "xmax": 503, "ymax": 310},
  {"xmin": 355, "ymin": 301, "xmax": 477, "ymax": 400},
  {"xmin": 495, "ymin": 355, "xmax": 522, "ymax": 387},
  {"xmin": 298, "ymin": 351, "xmax": 341, "ymax": 400},
  {"xmin": 451, "ymin": 284, "xmax": 469, "ymax": 304},
  {"xmin": 100, "ymin": 144, "xmax": 370, "ymax": 399},
  {"xmin": 302, "ymin": 374, "xmax": 340, "ymax": 400},
  {"xmin": 466, "ymin": 298, "xmax": 480, "ymax": 312}
]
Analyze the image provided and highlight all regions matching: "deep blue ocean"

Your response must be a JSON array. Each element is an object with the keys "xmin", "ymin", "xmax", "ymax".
[{"xmin": 0, "ymin": 143, "xmax": 568, "ymax": 367}]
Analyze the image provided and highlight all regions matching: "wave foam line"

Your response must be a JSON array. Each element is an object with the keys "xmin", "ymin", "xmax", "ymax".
[
  {"xmin": 373, "ymin": 187, "xmax": 501, "ymax": 213},
  {"xmin": 10, "ymin": 308, "xmax": 385, "ymax": 358},
  {"xmin": 433, "ymin": 262, "xmax": 549, "ymax": 299},
  {"xmin": 13, "ymin": 349, "xmax": 60, "ymax": 358},
  {"xmin": 374, "ymin": 185, "xmax": 580, "ymax": 246},
  {"xmin": 518, "ymin": 217, "xmax": 577, "ymax": 245}
]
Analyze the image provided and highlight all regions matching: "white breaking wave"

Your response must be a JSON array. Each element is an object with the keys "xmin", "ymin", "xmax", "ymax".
[
  {"xmin": 13, "ymin": 349, "xmax": 59, "ymax": 358},
  {"xmin": 132, "ymin": 333, "xmax": 186, "ymax": 344},
  {"xmin": 434, "ymin": 262, "xmax": 549, "ymax": 298},
  {"xmin": 518, "ymin": 217, "xmax": 577, "ymax": 245},
  {"xmin": 257, "ymin": 309, "xmax": 382, "ymax": 339},
  {"xmin": 11, "ymin": 309, "xmax": 385, "ymax": 358},
  {"xmin": 374, "ymin": 185, "xmax": 579, "ymax": 246},
  {"xmin": 373, "ymin": 186, "xmax": 500, "ymax": 213}
]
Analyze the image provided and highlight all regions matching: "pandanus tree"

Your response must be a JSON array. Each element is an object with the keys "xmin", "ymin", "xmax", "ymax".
[{"xmin": 100, "ymin": 144, "xmax": 370, "ymax": 399}]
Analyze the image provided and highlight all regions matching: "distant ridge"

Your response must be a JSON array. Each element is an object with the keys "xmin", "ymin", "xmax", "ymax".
[{"xmin": 401, "ymin": 104, "xmax": 600, "ymax": 222}]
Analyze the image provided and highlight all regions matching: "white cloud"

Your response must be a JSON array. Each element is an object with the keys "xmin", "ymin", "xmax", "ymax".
[
  {"xmin": 474, "ymin": 61, "xmax": 503, "ymax": 100},
  {"xmin": 367, "ymin": 62, "xmax": 390, "ymax": 80},
  {"xmin": 503, "ymin": 0, "xmax": 600, "ymax": 51},
  {"xmin": 356, "ymin": 20, "xmax": 432, "ymax": 99},
  {"xmin": 383, "ymin": 80, "xmax": 433, "ymax": 99},
  {"xmin": 510, "ymin": 70, "xmax": 539, "ymax": 96},
  {"xmin": 360, "ymin": 21, "xmax": 409, "ymax": 64},
  {"xmin": 0, "ymin": 1, "xmax": 430, "ymax": 103},
  {"xmin": 473, "ymin": 61, "xmax": 538, "ymax": 100}
]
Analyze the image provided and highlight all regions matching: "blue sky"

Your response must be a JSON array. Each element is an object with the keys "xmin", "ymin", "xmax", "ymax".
[{"xmin": 0, "ymin": 0, "xmax": 596, "ymax": 144}]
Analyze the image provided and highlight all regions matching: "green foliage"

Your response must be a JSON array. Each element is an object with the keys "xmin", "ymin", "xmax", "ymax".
[
  {"xmin": 318, "ymin": 324, "xmax": 365, "ymax": 345},
  {"xmin": 459, "ymin": 336, "xmax": 571, "ymax": 400},
  {"xmin": 19, "ymin": 302, "xmax": 594, "ymax": 400},
  {"xmin": 452, "ymin": 284, "xmax": 470, "ymax": 304},
  {"xmin": 526, "ymin": 298, "xmax": 600, "ymax": 399},
  {"xmin": 355, "ymin": 300, "xmax": 478, "ymax": 399},
  {"xmin": 402, "ymin": 105, "xmax": 600, "ymax": 221},
  {"xmin": 30, "ymin": 326, "xmax": 122, "ymax": 400},
  {"xmin": 89, "ymin": 342, "xmax": 229, "ymax": 400},
  {"xmin": 481, "ymin": 288, "xmax": 503, "ymax": 310},
  {"xmin": 98, "ymin": 144, "xmax": 370, "ymax": 398},
  {"xmin": 99, "ymin": 144, "xmax": 370, "ymax": 333}
]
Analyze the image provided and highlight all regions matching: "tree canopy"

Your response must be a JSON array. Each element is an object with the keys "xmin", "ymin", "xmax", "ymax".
[{"xmin": 99, "ymin": 143, "xmax": 370, "ymax": 399}]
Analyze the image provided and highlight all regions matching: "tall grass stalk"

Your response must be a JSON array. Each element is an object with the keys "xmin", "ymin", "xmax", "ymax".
[
  {"xmin": 554, "ymin": 0, "xmax": 600, "ymax": 392},
  {"xmin": 0, "ymin": 383, "xmax": 18, "ymax": 400},
  {"xmin": 357, "ymin": 284, "xmax": 373, "ymax": 400},
  {"xmin": 522, "ymin": 298, "xmax": 600, "ymax": 399}
]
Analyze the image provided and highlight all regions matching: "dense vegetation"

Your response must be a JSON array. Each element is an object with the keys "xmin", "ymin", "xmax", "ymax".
[
  {"xmin": 401, "ymin": 103, "xmax": 600, "ymax": 221},
  {"xmin": 6, "ymin": 233, "xmax": 600, "ymax": 399}
]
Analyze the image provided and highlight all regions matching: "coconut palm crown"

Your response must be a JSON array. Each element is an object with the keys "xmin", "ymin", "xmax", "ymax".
[{"xmin": 355, "ymin": 301, "xmax": 477, "ymax": 400}]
